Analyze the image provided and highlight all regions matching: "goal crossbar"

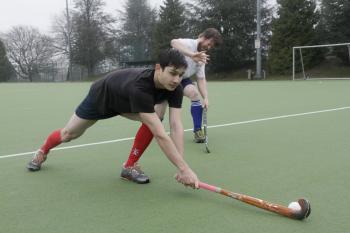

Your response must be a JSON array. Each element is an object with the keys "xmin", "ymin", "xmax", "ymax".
[
  {"xmin": 294, "ymin": 42, "xmax": 350, "ymax": 49},
  {"xmin": 292, "ymin": 42, "xmax": 350, "ymax": 80}
]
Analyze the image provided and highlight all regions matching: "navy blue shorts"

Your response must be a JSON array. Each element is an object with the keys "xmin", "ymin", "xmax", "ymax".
[
  {"xmin": 75, "ymin": 93, "xmax": 118, "ymax": 120},
  {"xmin": 181, "ymin": 78, "xmax": 193, "ymax": 89}
]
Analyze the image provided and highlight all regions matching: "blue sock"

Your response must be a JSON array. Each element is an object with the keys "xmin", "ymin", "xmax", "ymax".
[{"xmin": 191, "ymin": 100, "xmax": 203, "ymax": 131}]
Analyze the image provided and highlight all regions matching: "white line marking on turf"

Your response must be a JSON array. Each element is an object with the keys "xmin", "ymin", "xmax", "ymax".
[
  {"xmin": 201, "ymin": 106, "xmax": 350, "ymax": 129},
  {"xmin": 1, "ymin": 106, "xmax": 350, "ymax": 159},
  {"xmin": 0, "ymin": 137, "xmax": 135, "ymax": 159}
]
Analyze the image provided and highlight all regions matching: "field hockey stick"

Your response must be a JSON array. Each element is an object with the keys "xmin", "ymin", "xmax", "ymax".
[
  {"xmin": 199, "ymin": 181, "xmax": 311, "ymax": 220},
  {"xmin": 202, "ymin": 108, "xmax": 210, "ymax": 153}
]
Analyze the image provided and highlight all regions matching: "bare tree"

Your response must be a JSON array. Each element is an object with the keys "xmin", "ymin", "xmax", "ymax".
[
  {"xmin": 4, "ymin": 26, "xmax": 56, "ymax": 81},
  {"xmin": 52, "ymin": 11, "xmax": 72, "ymax": 56},
  {"xmin": 52, "ymin": 10, "xmax": 74, "ymax": 80}
]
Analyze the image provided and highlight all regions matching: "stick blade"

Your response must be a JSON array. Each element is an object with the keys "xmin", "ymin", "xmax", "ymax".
[
  {"xmin": 205, "ymin": 144, "xmax": 210, "ymax": 153},
  {"xmin": 292, "ymin": 198, "xmax": 311, "ymax": 220}
]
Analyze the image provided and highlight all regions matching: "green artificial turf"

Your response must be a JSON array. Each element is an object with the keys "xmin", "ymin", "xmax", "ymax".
[{"xmin": 1, "ymin": 80, "xmax": 350, "ymax": 233}]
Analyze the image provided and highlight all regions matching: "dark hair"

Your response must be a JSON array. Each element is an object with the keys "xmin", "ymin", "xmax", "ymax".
[
  {"xmin": 158, "ymin": 48, "xmax": 188, "ymax": 70},
  {"xmin": 199, "ymin": 28, "xmax": 223, "ymax": 46}
]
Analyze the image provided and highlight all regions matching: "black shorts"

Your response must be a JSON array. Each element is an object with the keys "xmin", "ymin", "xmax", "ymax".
[
  {"xmin": 181, "ymin": 78, "xmax": 193, "ymax": 89},
  {"xmin": 75, "ymin": 92, "xmax": 118, "ymax": 120}
]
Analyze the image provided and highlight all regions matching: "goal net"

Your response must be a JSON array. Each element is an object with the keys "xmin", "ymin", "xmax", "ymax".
[{"xmin": 292, "ymin": 43, "xmax": 350, "ymax": 80}]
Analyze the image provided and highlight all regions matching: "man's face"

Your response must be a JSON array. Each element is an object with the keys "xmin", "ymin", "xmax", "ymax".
[
  {"xmin": 159, "ymin": 66, "xmax": 186, "ymax": 91},
  {"xmin": 198, "ymin": 38, "xmax": 215, "ymax": 51}
]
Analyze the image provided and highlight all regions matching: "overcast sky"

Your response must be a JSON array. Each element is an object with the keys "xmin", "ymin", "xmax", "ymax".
[{"xmin": 0, "ymin": 0, "xmax": 277, "ymax": 33}]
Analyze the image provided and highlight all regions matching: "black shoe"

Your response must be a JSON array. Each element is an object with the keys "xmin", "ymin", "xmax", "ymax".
[
  {"xmin": 27, "ymin": 150, "xmax": 47, "ymax": 171},
  {"xmin": 120, "ymin": 163, "xmax": 150, "ymax": 184},
  {"xmin": 194, "ymin": 129, "xmax": 205, "ymax": 143}
]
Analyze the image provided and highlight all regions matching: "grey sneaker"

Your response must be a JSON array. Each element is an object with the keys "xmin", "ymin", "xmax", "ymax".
[
  {"xmin": 194, "ymin": 129, "xmax": 205, "ymax": 143},
  {"xmin": 27, "ymin": 150, "xmax": 47, "ymax": 171},
  {"xmin": 120, "ymin": 164, "xmax": 150, "ymax": 184}
]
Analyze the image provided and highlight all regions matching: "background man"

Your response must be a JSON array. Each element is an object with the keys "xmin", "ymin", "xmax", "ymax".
[{"xmin": 171, "ymin": 27, "xmax": 222, "ymax": 142}]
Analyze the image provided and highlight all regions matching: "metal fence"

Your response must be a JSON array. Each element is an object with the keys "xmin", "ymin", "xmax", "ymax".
[{"xmin": 8, "ymin": 59, "xmax": 156, "ymax": 82}]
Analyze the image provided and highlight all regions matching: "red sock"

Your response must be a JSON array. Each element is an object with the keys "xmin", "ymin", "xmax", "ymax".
[
  {"xmin": 124, "ymin": 123, "xmax": 154, "ymax": 167},
  {"xmin": 40, "ymin": 129, "xmax": 62, "ymax": 155}
]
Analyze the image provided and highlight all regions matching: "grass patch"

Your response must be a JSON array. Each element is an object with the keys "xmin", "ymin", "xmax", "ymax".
[{"xmin": 207, "ymin": 57, "xmax": 350, "ymax": 81}]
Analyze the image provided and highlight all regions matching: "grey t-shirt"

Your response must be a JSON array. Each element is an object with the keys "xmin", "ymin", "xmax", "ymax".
[{"xmin": 177, "ymin": 38, "xmax": 206, "ymax": 79}]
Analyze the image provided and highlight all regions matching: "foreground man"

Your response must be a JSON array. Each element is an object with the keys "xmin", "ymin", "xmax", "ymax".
[{"xmin": 27, "ymin": 49, "xmax": 199, "ymax": 189}]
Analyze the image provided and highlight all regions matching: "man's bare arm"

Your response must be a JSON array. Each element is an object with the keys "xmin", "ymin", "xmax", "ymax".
[
  {"xmin": 139, "ymin": 112, "xmax": 199, "ymax": 188},
  {"xmin": 171, "ymin": 39, "xmax": 209, "ymax": 64}
]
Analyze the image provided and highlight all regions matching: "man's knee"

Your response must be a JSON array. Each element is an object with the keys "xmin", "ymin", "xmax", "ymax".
[
  {"xmin": 155, "ymin": 102, "xmax": 167, "ymax": 119},
  {"xmin": 184, "ymin": 85, "xmax": 200, "ymax": 100},
  {"xmin": 156, "ymin": 112, "xmax": 165, "ymax": 121},
  {"xmin": 61, "ymin": 129, "xmax": 82, "ymax": 142},
  {"xmin": 187, "ymin": 89, "xmax": 200, "ymax": 100}
]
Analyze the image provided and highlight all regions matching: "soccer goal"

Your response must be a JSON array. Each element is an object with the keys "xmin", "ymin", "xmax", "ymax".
[{"xmin": 292, "ymin": 42, "xmax": 350, "ymax": 80}]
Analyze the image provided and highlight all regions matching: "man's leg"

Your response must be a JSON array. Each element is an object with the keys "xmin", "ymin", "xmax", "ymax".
[
  {"xmin": 183, "ymin": 84, "xmax": 205, "ymax": 143},
  {"xmin": 27, "ymin": 113, "xmax": 97, "ymax": 171},
  {"xmin": 124, "ymin": 123, "xmax": 154, "ymax": 168},
  {"xmin": 191, "ymin": 100, "xmax": 203, "ymax": 131},
  {"xmin": 121, "ymin": 102, "xmax": 167, "ymax": 183}
]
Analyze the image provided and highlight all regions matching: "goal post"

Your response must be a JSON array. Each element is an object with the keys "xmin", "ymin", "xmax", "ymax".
[{"xmin": 292, "ymin": 42, "xmax": 350, "ymax": 80}]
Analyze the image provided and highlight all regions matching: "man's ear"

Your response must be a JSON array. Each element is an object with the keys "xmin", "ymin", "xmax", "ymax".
[{"xmin": 155, "ymin": 63, "xmax": 161, "ymax": 71}]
